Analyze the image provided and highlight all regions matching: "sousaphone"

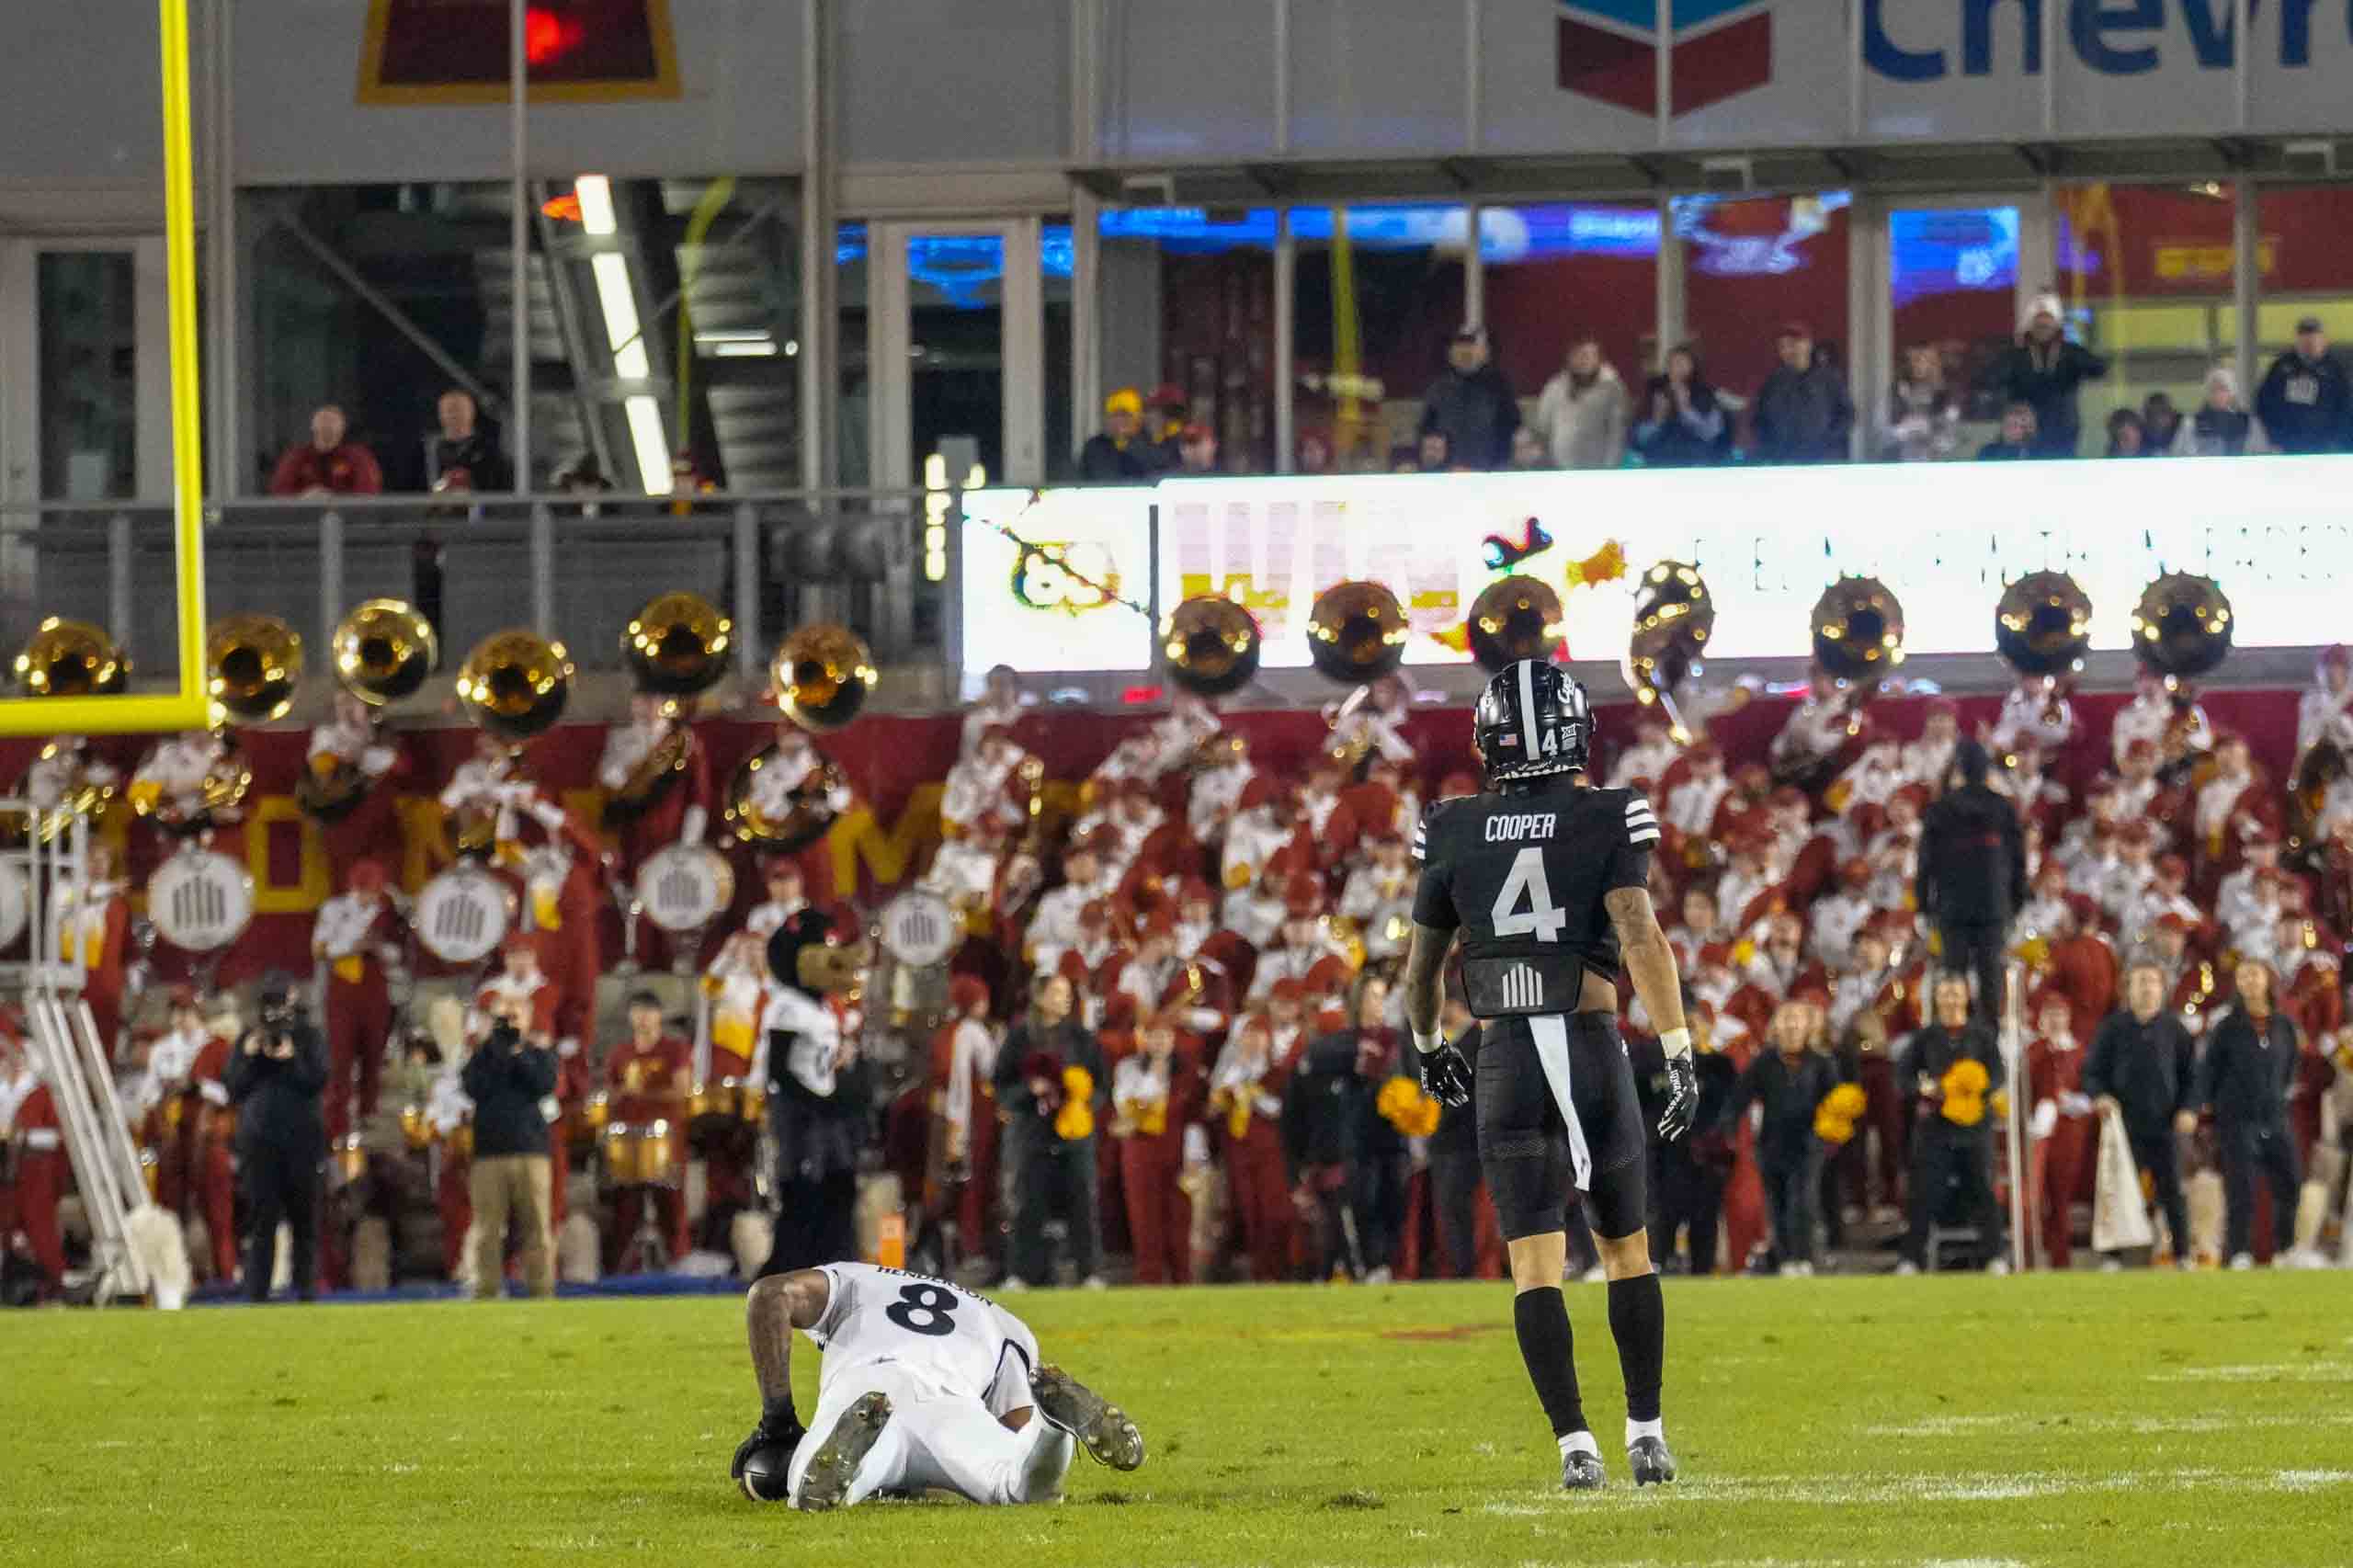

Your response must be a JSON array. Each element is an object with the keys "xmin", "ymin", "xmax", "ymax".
[{"xmin": 298, "ymin": 598, "xmax": 438, "ymax": 824}]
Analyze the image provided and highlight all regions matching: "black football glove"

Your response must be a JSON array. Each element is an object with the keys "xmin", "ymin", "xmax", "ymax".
[
  {"xmin": 732, "ymin": 1408, "xmax": 807, "ymax": 1483},
  {"xmin": 1656, "ymin": 1052, "xmax": 1699, "ymax": 1142},
  {"xmin": 1414, "ymin": 1039, "xmax": 1474, "ymax": 1108}
]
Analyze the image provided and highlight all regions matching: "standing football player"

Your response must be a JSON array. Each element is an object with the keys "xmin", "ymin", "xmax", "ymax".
[
  {"xmin": 730, "ymin": 1261, "xmax": 1146, "ymax": 1511},
  {"xmin": 1399, "ymin": 661, "xmax": 1696, "ymax": 1492}
]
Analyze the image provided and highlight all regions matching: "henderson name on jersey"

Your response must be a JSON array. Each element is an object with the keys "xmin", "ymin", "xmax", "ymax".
[{"xmin": 1410, "ymin": 781, "xmax": 1659, "ymax": 1018}]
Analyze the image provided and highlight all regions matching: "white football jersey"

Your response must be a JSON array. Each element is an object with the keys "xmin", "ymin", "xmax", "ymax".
[{"xmin": 806, "ymin": 1262, "xmax": 1040, "ymax": 1415}]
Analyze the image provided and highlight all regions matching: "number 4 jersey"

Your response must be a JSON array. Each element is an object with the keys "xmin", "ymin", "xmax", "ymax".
[
  {"xmin": 1410, "ymin": 778, "xmax": 1657, "ymax": 1019},
  {"xmin": 805, "ymin": 1262, "xmax": 1041, "ymax": 1415}
]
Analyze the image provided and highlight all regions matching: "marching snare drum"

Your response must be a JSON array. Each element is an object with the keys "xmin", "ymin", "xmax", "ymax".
[
  {"xmin": 415, "ymin": 864, "xmax": 513, "ymax": 965},
  {"xmin": 634, "ymin": 842, "xmax": 735, "ymax": 934},
  {"xmin": 878, "ymin": 889, "xmax": 959, "ymax": 971},
  {"xmin": 146, "ymin": 846, "xmax": 256, "ymax": 952},
  {"xmin": 602, "ymin": 1119, "xmax": 679, "ymax": 1187}
]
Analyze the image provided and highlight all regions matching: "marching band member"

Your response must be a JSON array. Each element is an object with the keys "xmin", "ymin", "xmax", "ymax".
[
  {"xmin": 1606, "ymin": 712, "xmax": 1680, "ymax": 793},
  {"xmin": 1244, "ymin": 883, "xmax": 1343, "ymax": 1004},
  {"xmin": 22, "ymin": 734, "xmax": 120, "ymax": 814},
  {"xmin": 2111, "ymin": 668, "xmax": 2212, "ymax": 773},
  {"xmin": 1809, "ymin": 858, "xmax": 1878, "ymax": 972},
  {"xmin": 744, "ymin": 722, "xmax": 854, "ymax": 888},
  {"xmin": 938, "ymin": 726, "xmax": 1030, "ymax": 839},
  {"xmin": 1169, "ymin": 877, "xmax": 1222, "ymax": 958},
  {"xmin": 1899, "ymin": 698, "xmax": 1963, "ymax": 795},
  {"xmin": 152, "ymin": 996, "xmax": 241, "ymax": 1282},
  {"xmin": 1338, "ymin": 836, "xmax": 1416, "ymax": 960},
  {"xmin": 938, "ymin": 976, "xmax": 1001, "ymax": 1266},
  {"xmin": 2025, "ymin": 991, "xmax": 2096, "ymax": 1270},
  {"xmin": 1026, "ymin": 836, "xmax": 1116, "ymax": 977},
  {"xmin": 605, "ymin": 990, "xmax": 692, "ymax": 1269},
  {"xmin": 1295, "ymin": 756, "xmax": 1360, "ymax": 867},
  {"xmin": 2195, "ymin": 733, "xmax": 2279, "ymax": 881},
  {"xmin": 1666, "ymin": 885, "xmax": 1723, "ymax": 972},
  {"xmin": 2123, "ymin": 855, "xmax": 2204, "ymax": 952},
  {"xmin": 130, "ymin": 727, "xmax": 245, "ymax": 847},
  {"xmin": 958, "ymin": 663, "xmax": 1029, "ymax": 758},
  {"xmin": 1143, "ymin": 691, "xmax": 1226, "ymax": 781},
  {"xmin": 2218, "ymin": 831, "xmax": 2286, "ymax": 940},
  {"xmin": 1109, "ymin": 1011, "xmax": 1207, "ymax": 1286},
  {"xmin": 2, "ymin": 1020, "xmax": 68, "ymax": 1297},
  {"xmin": 1714, "ymin": 830, "xmax": 1786, "ymax": 939},
  {"xmin": 1986, "ymin": 674, "xmax": 2079, "ymax": 761},
  {"xmin": 1187, "ymin": 731, "xmax": 1256, "ymax": 846},
  {"xmin": 1992, "ymin": 737, "xmax": 2070, "ymax": 841},
  {"xmin": 304, "ymin": 690, "xmax": 414, "ymax": 885},
  {"xmin": 1328, "ymin": 673, "xmax": 1415, "ymax": 766},
  {"xmin": 1219, "ymin": 781, "xmax": 1307, "ymax": 902},
  {"xmin": 1662, "ymin": 743, "xmax": 1731, "ymax": 853},
  {"xmin": 2297, "ymin": 644, "xmax": 2353, "ymax": 761},
  {"xmin": 59, "ymin": 843, "xmax": 131, "ymax": 1052},
  {"xmin": 1767, "ymin": 668, "xmax": 1859, "ymax": 786},
  {"xmin": 1207, "ymin": 1012, "xmax": 1294, "ymax": 1281},
  {"xmin": 597, "ymin": 692, "xmax": 713, "ymax": 872},
  {"xmin": 420, "ymin": 998, "xmax": 477, "ymax": 1283},
  {"xmin": 312, "ymin": 859, "xmax": 402, "ymax": 1142},
  {"xmin": 510, "ymin": 798, "xmax": 608, "ymax": 1052},
  {"xmin": 744, "ymin": 856, "xmax": 811, "ymax": 940},
  {"xmin": 2016, "ymin": 859, "xmax": 2076, "ymax": 943},
  {"xmin": 1826, "ymin": 733, "xmax": 1904, "ymax": 823}
]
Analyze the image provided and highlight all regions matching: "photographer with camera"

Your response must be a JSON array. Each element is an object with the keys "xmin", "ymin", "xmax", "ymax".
[
  {"xmin": 224, "ymin": 980, "xmax": 330, "ymax": 1302},
  {"xmin": 459, "ymin": 995, "xmax": 560, "ymax": 1299}
]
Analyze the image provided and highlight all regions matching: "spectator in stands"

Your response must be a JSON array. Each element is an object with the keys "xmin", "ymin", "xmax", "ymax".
[
  {"xmin": 1144, "ymin": 383, "xmax": 1190, "ymax": 468},
  {"xmin": 2140, "ymin": 392, "xmax": 2184, "ymax": 454},
  {"xmin": 1750, "ymin": 322, "xmax": 1853, "ymax": 464},
  {"xmin": 269, "ymin": 404, "xmax": 383, "ymax": 497},
  {"xmin": 1169, "ymin": 422, "xmax": 1220, "ymax": 475},
  {"xmin": 2085, "ymin": 960, "xmax": 2196, "ymax": 1268},
  {"xmin": 2191, "ymin": 960, "xmax": 2309, "ymax": 1269},
  {"xmin": 1417, "ymin": 326, "xmax": 1519, "ymax": 470},
  {"xmin": 1895, "ymin": 974, "xmax": 2008, "ymax": 1275},
  {"xmin": 1507, "ymin": 426, "xmax": 1551, "ymax": 469},
  {"xmin": 460, "ymin": 996, "xmax": 559, "ymax": 1298},
  {"xmin": 1976, "ymin": 402, "xmax": 2040, "ymax": 461},
  {"xmin": 2254, "ymin": 315, "xmax": 2351, "ymax": 455},
  {"xmin": 1079, "ymin": 388, "xmax": 1159, "ymax": 483},
  {"xmin": 995, "ymin": 972, "xmax": 1107, "ymax": 1290},
  {"xmin": 1882, "ymin": 344, "xmax": 1961, "ymax": 461},
  {"xmin": 1997, "ymin": 295, "xmax": 2107, "ymax": 458},
  {"xmin": 1530, "ymin": 336, "xmax": 1629, "ymax": 471},
  {"xmin": 425, "ymin": 389, "xmax": 511, "ymax": 494},
  {"xmin": 1631, "ymin": 345, "xmax": 1730, "ymax": 468},
  {"xmin": 2175, "ymin": 365, "xmax": 2265, "ymax": 457},
  {"xmin": 2103, "ymin": 409, "xmax": 2148, "ymax": 457},
  {"xmin": 1916, "ymin": 740, "xmax": 2025, "ymax": 1022}
]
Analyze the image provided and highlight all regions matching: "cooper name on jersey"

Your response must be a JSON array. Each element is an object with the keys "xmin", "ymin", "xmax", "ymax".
[{"xmin": 1484, "ymin": 812, "xmax": 1559, "ymax": 843}]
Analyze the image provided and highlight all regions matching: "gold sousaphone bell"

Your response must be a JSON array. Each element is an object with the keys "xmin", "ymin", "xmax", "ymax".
[
  {"xmin": 1465, "ymin": 575, "xmax": 1565, "ymax": 674},
  {"xmin": 1306, "ymin": 581, "xmax": 1409, "ymax": 686},
  {"xmin": 773, "ymin": 622, "xmax": 877, "ymax": 733},
  {"xmin": 1624, "ymin": 561, "xmax": 1714, "ymax": 745},
  {"xmin": 2131, "ymin": 572, "xmax": 2233, "ymax": 680},
  {"xmin": 1810, "ymin": 575, "xmax": 1906, "ymax": 682},
  {"xmin": 608, "ymin": 592, "xmax": 733, "ymax": 825},
  {"xmin": 1163, "ymin": 595, "xmax": 1263, "ymax": 698},
  {"xmin": 457, "ymin": 628, "xmax": 576, "ymax": 744},
  {"xmin": 207, "ymin": 612, "xmax": 306, "ymax": 724},
  {"xmin": 334, "ymin": 598, "xmax": 439, "ymax": 705},
  {"xmin": 15, "ymin": 617, "xmax": 129, "ymax": 698}
]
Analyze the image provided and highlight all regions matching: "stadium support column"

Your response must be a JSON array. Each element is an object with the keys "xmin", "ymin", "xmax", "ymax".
[
  {"xmin": 203, "ymin": 0, "xmax": 237, "ymax": 499},
  {"xmin": 1655, "ymin": 195, "xmax": 1684, "ymax": 369},
  {"xmin": 2233, "ymin": 180, "xmax": 2257, "ymax": 409},
  {"xmin": 801, "ymin": 0, "xmax": 836, "ymax": 494},
  {"xmin": 507, "ymin": 0, "xmax": 531, "ymax": 494},
  {"xmin": 1274, "ymin": 210, "xmax": 1295, "ymax": 474}
]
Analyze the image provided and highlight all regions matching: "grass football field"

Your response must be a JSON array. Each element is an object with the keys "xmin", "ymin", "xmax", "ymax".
[{"xmin": 6, "ymin": 1271, "xmax": 2348, "ymax": 1568}]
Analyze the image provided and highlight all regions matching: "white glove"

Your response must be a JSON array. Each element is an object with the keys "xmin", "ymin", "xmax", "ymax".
[
  {"xmin": 359, "ymin": 744, "xmax": 397, "ymax": 778},
  {"xmin": 681, "ymin": 803, "xmax": 709, "ymax": 846},
  {"xmin": 2030, "ymin": 1100, "xmax": 2058, "ymax": 1141},
  {"xmin": 2060, "ymin": 1091, "xmax": 2094, "ymax": 1118}
]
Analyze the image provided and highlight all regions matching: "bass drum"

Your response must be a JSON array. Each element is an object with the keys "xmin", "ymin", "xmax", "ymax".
[
  {"xmin": 147, "ymin": 847, "xmax": 256, "ymax": 953},
  {"xmin": 634, "ymin": 843, "xmax": 736, "ymax": 934},
  {"xmin": 415, "ymin": 865, "xmax": 514, "ymax": 965},
  {"xmin": 0, "ymin": 861, "xmax": 25, "ymax": 950},
  {"xmin": 878, "ymin": 889, "xmax": 959, "ymax": 971}
]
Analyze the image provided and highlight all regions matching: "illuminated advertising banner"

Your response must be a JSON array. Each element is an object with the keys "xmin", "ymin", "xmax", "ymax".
[{"xmin": 957, "ymin": 487, "xmax": 1156, "ymax": 692}]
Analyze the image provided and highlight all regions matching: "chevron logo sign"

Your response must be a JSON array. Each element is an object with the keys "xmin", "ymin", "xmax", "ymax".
[{"xmin": 1557, "ymin": 0, "xmax": 1773, "ymax": 118}]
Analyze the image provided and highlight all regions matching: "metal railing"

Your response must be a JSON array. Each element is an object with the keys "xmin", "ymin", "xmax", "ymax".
[{"xmin": 0, "ymin": 490, "xmax": 949, "ymax": 692}]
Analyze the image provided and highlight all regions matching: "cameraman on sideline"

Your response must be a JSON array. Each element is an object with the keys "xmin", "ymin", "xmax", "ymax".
[
  {"xmin": 460, "ymin": 996, "xmax": 559, "ymax": 1300},
  {"xmin": 224, "ymin": 979, "xmax": 330, "ymax": 1302}
]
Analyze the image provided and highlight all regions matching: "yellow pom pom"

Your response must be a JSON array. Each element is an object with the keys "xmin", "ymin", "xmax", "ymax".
[
  {"xmin": 1827, "ymin": 1083, "xmax": 1867, "ymax": 1119},
  {"xmin": 1569, "ymin": 540, "xmax": 1628, "ymax": 589}
]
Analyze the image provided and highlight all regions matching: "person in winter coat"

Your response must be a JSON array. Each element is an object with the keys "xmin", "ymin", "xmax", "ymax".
[
  {"xmin": 1079, "ymin": 387, "xmax": 1162, "ymax": 482},
  {"xmin": 1631, "ymin": 345, "xmax": 1731, "ymax": 468},
  {"xmin": 2083, "ymin": 962, "xmax": 2197, "ymax": 1268},
  {"xmin": 1751, "ymin": 323, "xmax": 1853, "ymax": 464},
  {"xmin": 2104, "ymin": 408, "xmax": 2149, "ymax": 456},
  {"xmin": 1916, "ymin": 740, "xmax": 2028, "ymax": 1022},
  {"xmin": 1977, "ymin": 402, "xmax": 2040, "ymax": 460},
  {"xmin": 1895, "ymin": 974, "xmax": 2009, "ymax": 1274},
  {"xmin": 2188, "ymin": 960, "xmax": 2312, "ymax": 1268},
  {"xmin": 1417, "ymin": 327, "xmax": 1520, "ymax": 470},
  {"xmin": 2254, "ymin": 316, "xmax": 2351, "ymax": 455},
  {"xmin": 2174, "ymin": 365, "xmax": 2267, "ymax": 457},
  {"xmin": 1530, "ymin": 338, "xmax": 1629, "ymax": 470},
  {"xmin": 1883, "ymin": 344, "xmax": 1961, "ymax": 461},
  {"xmin": 2140, "ymin": 392, "xmax": 2184, "ymax": 453},
  {"xmin": 1997, "ymin": 296, "xmax": 2108, "ymax": 457},
  {"xmin": 1719, "ymin": 1002, "xmax": 1841, "ymax": 1275}
]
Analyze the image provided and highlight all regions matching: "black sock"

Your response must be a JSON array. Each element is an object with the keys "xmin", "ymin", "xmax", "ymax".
[
  {"xmin": 1607, "ymin": 1271, "xmax": 1665, "ymax": 1425},
  {"xmin": 1512, "ymin": 1286, "xmax": 1587, "ymax": 1438}
]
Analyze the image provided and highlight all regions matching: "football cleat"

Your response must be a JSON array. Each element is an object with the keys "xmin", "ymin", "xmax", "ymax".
[
  {"xmin": 1561, "ymin": 1449, "xmax": 1607, "ymax": 1490},
  {"xmin": 1032, "ymin": 1364, "xmax": 1146, "ymax": 1471},
  {"xmin": 795, "ymin": 1391, "xmax": 893, "ymax": 1513},
  {"xmin": 1628, "ymin": 1436, "xmax": 1677, "ymax": 1486}
]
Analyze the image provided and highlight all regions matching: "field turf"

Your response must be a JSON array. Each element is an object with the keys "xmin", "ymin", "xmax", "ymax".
[{"xmin": 6, "ymin": 1270, "xmax": 2349, "ymax": 1567}]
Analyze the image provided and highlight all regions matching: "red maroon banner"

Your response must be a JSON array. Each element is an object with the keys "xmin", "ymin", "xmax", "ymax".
[{"xmin": 0, "ymin": 683, "xmax": 2303, "ymax": 983}]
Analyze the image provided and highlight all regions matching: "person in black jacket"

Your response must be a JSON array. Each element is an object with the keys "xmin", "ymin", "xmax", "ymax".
[
  {"xmin": 993, "ymin": 971, "xmax": 1108, "ymax": 1290},
  {"xmin": 758, "ymin": 909, "xmax": 876, "ymax": 1278},
  {"xmin": 2253, "ymin": 317, "xmax": 2351, "ymax": 455},
  {"xmin": 1751, "ymin": 323, "xmax": 1854, "ymax": 464},
  {"xmin": 2190, "ymin": 960, "xmax": 2306, "ymax": 1268},
  {"xmin": 1997, "ymin": 301, "xmax": 2108, "ymax": 457},
  {"xmin": 224, "ymin": 981, "xmax": 330, "ymax": 1302},
  {"xmin": 1633, "ymin": 1001, "xmax": 1738, "ymax": 1277},
  {"xmin": 1721, "ymin": 1003, "xmax": 1841, "ymax": 1276},
  {"xmin": 460, "ymin": 998, "xmax": 560, "ymax": 1299},
  {"xmin": 1631, "ymin": 346, "xmax": 1732, "ymax": 469},
  {"xmin": 1417, "ymin": 327, "xmax": 1521, "ymax": 470},
  {"xmin": 1282, "ymin": 972, "xmax": 1404, "ymax": 1281},
  {"xmin": 1915, "ymin": 740, "xmax": 2027, "ymax": 1023},
  {"xmin": 2082, "ymin": 962, "xmax": 2196, "ymax": 1268},
  {"xmin": 1077, "ymin": 387, "xmax": 1161, "ymax": 483},
  {"xmin": 424, "ymin": 388, "xmax": 512, "ymax": 493},
  {"xmin": 1895, "ymin": 975, "xmax": 2007, "ymax": 1274}
]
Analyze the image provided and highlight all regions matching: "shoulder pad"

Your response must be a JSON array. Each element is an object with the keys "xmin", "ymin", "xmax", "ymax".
[{"xmin": 1412, "ymin": 793, "xmax": 1479, "ymax": 863}]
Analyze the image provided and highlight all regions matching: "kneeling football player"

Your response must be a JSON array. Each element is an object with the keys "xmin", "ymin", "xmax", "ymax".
[
  {"xmin": 1399, "ymin": 660, "xmax": 1698, "ymax": 1491},
  {"xmin": 731, "ymin": 1260, "xmax": 1147, "ymax": 1510}
]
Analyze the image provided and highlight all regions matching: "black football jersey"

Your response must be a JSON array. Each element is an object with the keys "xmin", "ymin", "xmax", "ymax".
[{"xmin": 1411, "ymin": 778, "xmax": 1657, "ymax": 1018}]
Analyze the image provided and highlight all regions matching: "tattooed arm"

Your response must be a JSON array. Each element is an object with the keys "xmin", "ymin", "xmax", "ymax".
[{"xmin": 746, "ymin": 1268, "xmax": 832, "ymax": 1424}]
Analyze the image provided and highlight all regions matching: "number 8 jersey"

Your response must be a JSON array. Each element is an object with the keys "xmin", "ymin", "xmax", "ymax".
[
  {"xmin": 1410, "ymin": 778, "xmax": 1658, "ymax": 1020},
  {"xmin": 805, "ymin": 1261, "xmax": 1042, "ymax": 1414}
]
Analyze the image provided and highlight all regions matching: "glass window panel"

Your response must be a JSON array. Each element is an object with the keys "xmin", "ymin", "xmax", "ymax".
[
  {"xmin": 1677, "ymin": 192, "xmax": 1852, "ymax": 460},
  {"xmin": 1480, "ymin": 203, "xmax": 1659, "ymax": 470},
  {"xmin": 2053, "ymin": 182, "xmax": 2234, "ymax": 455},
  {"xmin": 38, "ymin": 252, "xmax": 139, "ymax": 500},
  {"xmin": 2253, "ymin": 185, "xmax": 2353, "ymax": 455},
  {"xmin": 1290, "ymin": 206, "xmax": 1469, "ymax": 472},
  {"xmin": 1881, "ymin": 204, "xmax": 2019, "ymax": 459},
  {"xmin": 1093, "ymin": 208, "xmax": 1277, "ymax": 478}
]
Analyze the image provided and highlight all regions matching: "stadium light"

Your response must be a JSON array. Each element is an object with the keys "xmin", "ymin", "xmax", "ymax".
[
  {"xmin": 623, "ymin": 395, "xmax": 673, "ymax": 496},
  {"xmin": 574, "ymin": 174, "xmax": 617, "ymax": 236},
  {"xmin": 591, "ymin": 252, "xmax": 649, "ymax": 380}
]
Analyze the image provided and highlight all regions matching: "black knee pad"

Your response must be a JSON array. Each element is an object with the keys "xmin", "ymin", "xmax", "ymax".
[
  {"xmin": 1586, "ymin": 1154, "xmax": 1649, "ymax": 1242},
  {"xmin": 1485, "ymin": 1134, "xmax": 1567, "ymax": 1242}
]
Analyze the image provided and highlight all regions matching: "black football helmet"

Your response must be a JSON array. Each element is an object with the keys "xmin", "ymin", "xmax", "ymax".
[{"xmin": 1473, "ymin": 660, "xmax": 1591, "ymax": 789}]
